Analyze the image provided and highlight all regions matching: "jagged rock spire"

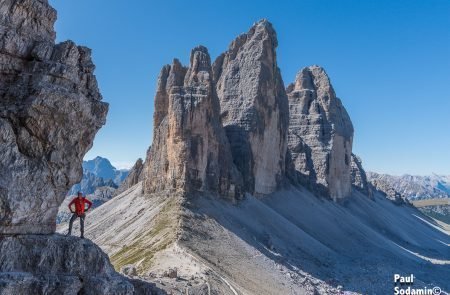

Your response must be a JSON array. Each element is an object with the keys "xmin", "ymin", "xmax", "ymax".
[
  {"xmin": 213, "ymin": 19, "xmax": 289, "ymax": 196},
  {"xmin": 115, "ymin": 158, "xmax": 144, "ymax": 195},
  {"xmin": 287, "ymin": 66, "xmax": 354, "ymax": 200},
  {"xmin": 143, "ymin": 46, "xmax": 242, "ymax": 198},
  {"xmin": 350, "ymin": 154, "xmax": 373, "ymax": 198}
]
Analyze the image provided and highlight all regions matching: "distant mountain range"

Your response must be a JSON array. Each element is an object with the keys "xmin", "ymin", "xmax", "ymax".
[
  {"xmin": 59, "ymin": 157, "xmax": 130, "ymax": 224},
  {"xmin": 367, "ymin": 172, "xmax": 450, "ymax": 200},
  {"xmin": 67, "ymin": 157, "xmax": 129, "ymax": 196},
  {"xmin": 366, "ymin": 173, "xmax": 450, "ymax": 226},
  {"xmin": 83, "ymin": 156, "xmax": 129, "ymax": 185}
]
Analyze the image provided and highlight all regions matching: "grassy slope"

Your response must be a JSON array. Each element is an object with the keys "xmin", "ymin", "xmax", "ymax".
[
  {"xmin": 61, "ymin": 183, "xmax": 450, "ymax": 294},
  {"xmin": 58, "ymin": 183, "xmax": 183, "ymax": 273}
]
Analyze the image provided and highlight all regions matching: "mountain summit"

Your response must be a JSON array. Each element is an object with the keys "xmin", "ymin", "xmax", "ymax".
[
  {"xmin": 287, "ymin": 66, "xmax": 354, "ymax": 200},
  {"xmin": 143, "ymin": 46, "xmax": 242, "ymax": 198},
  {"xmin": 68, "ymin": 156, "xmax": 129, "ymax": 196},
  {"xmin": 83, "ymin": 156, "xmax": 128, "ymax": 184},
  {"xmin": 213, "ymin": 19, "xmax": 289, "ymax": 196}
]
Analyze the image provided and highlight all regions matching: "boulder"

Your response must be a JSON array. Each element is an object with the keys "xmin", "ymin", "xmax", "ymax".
[
  {"xmin": 287, "ymin": 66, "xmax": 353, "ymax": 201},
  {"xmin": 213, "ymin": 19, "xmax": 289, "ymax": 195},
  {"xmin": 121, "ymin": 265, "xmax": 138, "ymax": 277},
  {"xmin": 0, "ymin": 235, "xmax": 135, "ymax": 294},
  {"xmin": 163, "ymin": 268, "xmax": 177, "ymax": 279}
]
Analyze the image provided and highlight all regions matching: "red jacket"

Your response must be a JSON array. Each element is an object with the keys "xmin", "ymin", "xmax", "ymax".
[{"xmin": 68, "ymin": 196, "xmax": 92, "ymax": 215}]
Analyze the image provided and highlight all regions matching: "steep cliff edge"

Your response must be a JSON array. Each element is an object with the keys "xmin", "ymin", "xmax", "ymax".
[
  {"xmin": 143, "ymin": 46, "xmax": 242, "ymax": 199},
  {"xmin": 115, "ymin": 158, "xmax": 144, "ymax": 196},
  {"xmin": 287, "ymin": 66, "xmax": 354, "ymax": 201},
  {"xmin": 213, "ymin": 20, "xmax": 289, "ymax": 196},
  {"xmin": 0, "ymin": 0, "xmax": 107, "ymax": 234},
  {"xmin": 0, "ymin": 0, "xmax": 160, "ymax": 293},
  {"xmin": 350, "ymin": 154, "xmax": 373, "ymax": 198}
]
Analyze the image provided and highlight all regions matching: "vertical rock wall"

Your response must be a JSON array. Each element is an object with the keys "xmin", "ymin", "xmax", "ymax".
[
  {"xmin": 115, "ymin": 158, "xmax": 144, "ymax": 195},
  {"xmin": 287, "ymin": 66, "xmax": 354, "ymax": 200},
  {"xmin": 350, "ymin": 154, "xmax": 373, "ymax": 198},
  {"xmin": 0, "ymin": 1, "xmax": 161, "ymax": 294},
  {"xmin": 213, "ymin": 20, "xmax": 289, "ymax": 196},
  {"xmin": 0, "ymin": 0, "xmax": 108, "ymax": 234},
  {"xmin": 144, "ymin": 20, "xmax": 365, "ymax": 202},
  {"xmin": 143, "ymin": 46, "xmax": 242, "ymax": 199}
]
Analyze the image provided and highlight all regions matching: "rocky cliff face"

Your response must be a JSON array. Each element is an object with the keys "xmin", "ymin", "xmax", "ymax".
[
  {"xmin": 287, "ymin": 66, "xmax": 354, "ymax": 201},
  {"xmin": 115, "ymin": 158, "xmax": 144, "ymax": 195},
  {"xmin": 0, "ymin": 1, "xmax": 159, "ymax": 293},
  {"xmin": 0, "ymin": 235, "xmax": 137, "ymax": 294},
  {"xmin": 144, "ymin": 21, "xmax": 359, "ymax": 202},
  {"xmin": 213, "ymin": 20, "xmax": 289, "ymax": 195},
  {"xmin": 369, "ymin": 176, "xmax": 406, "ymax": 204},
  {"xmin": 0, "ymin": 0, "xmax": 108, "ymax": 234},
  {"xmin": 350, "ymin": 154, "xmax": 373, "ymax": 198},
  {"xmin": 143, "ymin": 46, "xmax": 242, "ymax": 199}
]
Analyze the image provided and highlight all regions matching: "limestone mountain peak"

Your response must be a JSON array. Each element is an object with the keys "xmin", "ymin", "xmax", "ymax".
[
  {"xmin": 250, "ymin": 18, "xmax": 278, "ymax": 46},
  {"xmin": 287, "ymin": 65, "xmax": 354, "ymax": 200},
  {"xmin": 185, "ymin": 45, "xmax": 213, "ymax": 86},
  {"xmin": 143, "ymin": 45, "xmax": 242, "ymax": 198},
  {"xmin": 213, "ymin": 20, "xmax": 289, "ymax": 195}
]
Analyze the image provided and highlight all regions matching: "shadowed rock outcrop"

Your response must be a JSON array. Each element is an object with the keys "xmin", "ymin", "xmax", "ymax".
[
  {"xmin": 213, "ymin": 19, "xmax": 289, "ymax": 196},
  {"xmin": 0, "ymin": 235, "xmax": 134, "ymax": 294},
  {"xmin": 115, "ymin": 158, "xmax": 144, "ymax": 195},
  {"xmin": 350, "ymin": 154, "xmax": 373, "ymax": 198},
  {"xmin": 287, "ymin": 66, "xmax": 354, "ymax": 201},
  {"xmin": 143, "ymin": 46, "xmax": 242, "ymax": 199},
  {"xmin": 0, "ymin": 0, "xmax": 107, "ymax": 234}
]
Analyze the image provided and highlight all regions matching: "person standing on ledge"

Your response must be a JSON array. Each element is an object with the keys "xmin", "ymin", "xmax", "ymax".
[{"xmin": 66, "ymin": 191, "xmax": 92, "ymax": 239}]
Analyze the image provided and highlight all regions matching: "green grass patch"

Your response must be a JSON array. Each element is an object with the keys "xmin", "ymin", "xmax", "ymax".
[{"xmin": 111, "ymin": 195, "xmax": 181, "ymax": 274}]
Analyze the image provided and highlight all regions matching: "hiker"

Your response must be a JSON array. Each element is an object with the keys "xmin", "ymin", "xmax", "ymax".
[{"xmin": 67, "ymin": 191, "xmax": 92, "ymax": 238}]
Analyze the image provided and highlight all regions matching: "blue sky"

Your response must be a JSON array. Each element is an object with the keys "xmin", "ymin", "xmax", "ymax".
[{"xmin": 49, "ymin": 0, "xmax": 450, "ymax": 175}]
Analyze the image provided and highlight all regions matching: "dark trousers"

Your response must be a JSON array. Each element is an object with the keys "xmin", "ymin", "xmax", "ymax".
[{"xmin": 68, "ymin": 213, "xmax": 85, "ymax": 237}]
